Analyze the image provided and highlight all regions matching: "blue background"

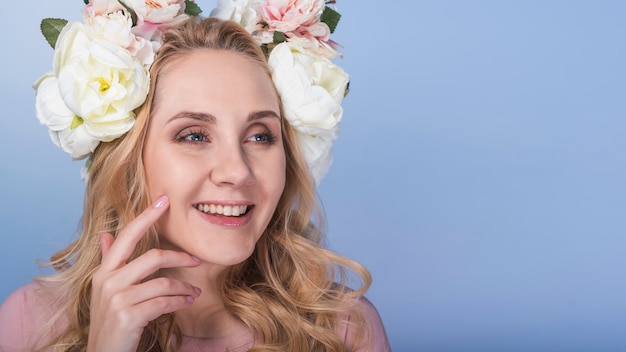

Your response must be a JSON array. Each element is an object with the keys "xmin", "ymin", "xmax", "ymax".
[{"xmin": 2, "ymin": 1, "xmax": 626, "ymax": 351}]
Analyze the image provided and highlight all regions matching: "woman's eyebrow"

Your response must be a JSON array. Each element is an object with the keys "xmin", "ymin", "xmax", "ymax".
[
  {"xmin": 248, "ymin": 110, "xmax": 280, "ymax": 122},
  {"xmin": 167, "ymin": 111, "xmax": 216, "ymax": 124},
  {"xmin": 165, "ymin": 110, "xmax": 279, "ymax": 124}
]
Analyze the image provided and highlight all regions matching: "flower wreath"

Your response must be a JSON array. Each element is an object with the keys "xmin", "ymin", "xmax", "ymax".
[{"xmin": 35, "ymin": 0, "xmax": 348, "ymax": 184}]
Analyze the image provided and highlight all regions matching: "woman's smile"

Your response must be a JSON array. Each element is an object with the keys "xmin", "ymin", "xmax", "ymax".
[
  {"xmin": 193, "ymin": 202, "xmax": 255, "ymax": 227},
  {"xmin": 193, "ymin": 203, "xmax": 250, "ymax": 217}
]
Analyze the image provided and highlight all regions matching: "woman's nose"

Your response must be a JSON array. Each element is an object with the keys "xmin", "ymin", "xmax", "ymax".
[{"xmin": 208, "ymin": 144, "xmax": 254, "ymax": 188}]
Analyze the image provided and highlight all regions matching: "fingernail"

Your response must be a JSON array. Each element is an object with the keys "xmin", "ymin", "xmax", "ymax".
[
  {"xmin": 194, "ymin": 286, "xmax": 202, "ymax": 295},
  {"xmin": 191, "ymin": 256, "xmax": 202, "ymax": 263},
  {"xmin": 186, "ymin": 296, "xmax": 195, "ymax": 303},
  {"xmin": 153, "ymin": 195, "xmax": 168, "ymax": 208}
]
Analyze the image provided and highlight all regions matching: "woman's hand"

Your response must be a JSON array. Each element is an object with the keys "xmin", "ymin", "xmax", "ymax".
[{"xmin": 87, "ymin": 195, "xmax": 202, "ymax": 352}]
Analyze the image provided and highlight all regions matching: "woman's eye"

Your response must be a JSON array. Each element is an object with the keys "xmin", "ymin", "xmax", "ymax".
[
  {"xmin": 177, "ymin": 130, "xmax": 209, "ymax": 143},
  {"xmin": 248, "ymin": 132, "xmax": 276, "ymax": 145},
  {"xmin": 186, "ymin": 133, "xmax": 206, "ymax": 142}
]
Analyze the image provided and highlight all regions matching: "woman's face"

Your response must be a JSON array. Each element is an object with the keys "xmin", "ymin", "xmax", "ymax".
[{"xmin": 143, "ymin": 49, "xmax": 286, "ymax": 267}]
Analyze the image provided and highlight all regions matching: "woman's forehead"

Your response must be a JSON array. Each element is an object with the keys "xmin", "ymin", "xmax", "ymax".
[{"xmin": 151, "ymin": 50, "xmax": 279, "ymax": 122}]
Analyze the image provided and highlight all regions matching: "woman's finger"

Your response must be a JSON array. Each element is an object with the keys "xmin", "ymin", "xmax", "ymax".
[
  {"xmin": 102, "ymin": 249, "xmax": 201, "ymax": 288},
  {"xmin": 110, "ymin": 277, "xmax": 200, "ymax": 309},
  {"xmin": 100, "ymin": 232, "xmax": 115, "ymax": 258},
  {"xmin": 109, "ymin": 294, "xmax": 198, "ymax": 334},
  {"xmin": 100, "ymin": 195, "xmax": 169, "ymax": 271}
]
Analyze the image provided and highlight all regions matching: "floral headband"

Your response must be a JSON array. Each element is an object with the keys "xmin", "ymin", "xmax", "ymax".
[{"xmin": 35, "ymin": 0, "xmax": 348, "ymax": 184}]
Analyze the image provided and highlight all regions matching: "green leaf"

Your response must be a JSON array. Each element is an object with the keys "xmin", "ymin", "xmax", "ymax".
[
  {"xmin": 320, "ymin": 6, "xmax": 341, "ymax": 33},
  {"xmin": 184, "ymin": 0, "xmax": 202, "ymax": 16},
  {"xmin": 41, "ymin": 18, "xmax": 68, "ymax": 49},
  {"xmin": 117, "ymin": 0, "xmax": 138, "ymax": 26},
  {"xmin": 273, "ymin": 31, "xmax": 287, "ymax": 44},
  {"xmin": 83, "ymin": 0, "xmax": 89, "ymax": 4}
]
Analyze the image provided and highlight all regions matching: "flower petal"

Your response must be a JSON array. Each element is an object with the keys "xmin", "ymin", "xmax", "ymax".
[{"xmin": 34, "ymin": 73, "xmax": 74, "ymax": 131}]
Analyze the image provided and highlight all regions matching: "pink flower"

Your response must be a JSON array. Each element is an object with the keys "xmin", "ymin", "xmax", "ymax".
[
  {"xmin": 288, "ymin": 21, "xmax": 342, "ymax": 58},
  {"xmin": 84, "ymin": 0, "xmax": 125, "ymax": 16},
  {"xmin": 117, "ymin": 0, "xmax": 191, "ymax": 55},
  {"xmin": 256, "ymin": 0, "xmax": 340, "ymax": 58},
  {"xmin": 86, "ymin": 0, "xmax": 189, "ymax": 25},
  {"xmin": 260, "ymin": 0, "xmax": 325, "ymax": 33},
  {"xmin": 125, "ymin": 0, "xmax": 189, "ymax": 25}
]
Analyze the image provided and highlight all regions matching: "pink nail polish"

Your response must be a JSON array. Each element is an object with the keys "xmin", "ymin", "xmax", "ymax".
[
  {"xmin": 186, "ymin": 296, "xmax": 195, "ymax": 303},
  {"xmin": 153, "ymin": 195, "xmax": 168, "ymax": 208},
  {"xmin": 194, "ymin": 286, "xmax": 202, "ymax": 295},
  {"xmin": 192, "ymin": 256, "xmax": 202, "ymax": 263}
]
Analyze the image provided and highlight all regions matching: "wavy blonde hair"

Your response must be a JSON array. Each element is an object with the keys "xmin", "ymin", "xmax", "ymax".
[{"xmin": 36, "ymin": 17, "xmax": 372, "ymax": 352}]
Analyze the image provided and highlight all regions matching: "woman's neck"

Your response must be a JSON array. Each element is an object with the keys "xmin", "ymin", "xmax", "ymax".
[{"xmin": 160, "ymin": 263, "xmax": 247, "ymax": 339}]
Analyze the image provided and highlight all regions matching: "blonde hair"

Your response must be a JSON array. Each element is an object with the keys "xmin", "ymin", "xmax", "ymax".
[{"xmin": 37, "ymin": 17, "xmax": 372, "ymax": 352}]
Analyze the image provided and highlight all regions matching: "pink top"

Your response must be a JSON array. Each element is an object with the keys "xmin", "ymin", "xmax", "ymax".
[{"xmin": 0, "ymin": 283, "xmax": 390, "ymax": 351}]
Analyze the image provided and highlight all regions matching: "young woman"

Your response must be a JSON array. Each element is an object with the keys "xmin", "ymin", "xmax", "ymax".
[{"xmin": 0, "ymin": 2, "xmax": 390, "ymax": 351}]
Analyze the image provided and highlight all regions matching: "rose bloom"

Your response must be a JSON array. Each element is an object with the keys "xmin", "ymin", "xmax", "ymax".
[
  {"xmin": 35, "ymin": 21, "xmax": 148, "ymax": 159},
  {"xmin": 84, "ymin": 0, "xmax": 125, "ymax": 16},
  {"xmin": 268, "ymin": 42, "xmax": 348, "ymax": 182},
  {"xmin": 210, "ymin": 0, "xmax": 264, "ymax": 34},
  {"xmin": 85, "ymin": 0, "xmax": 188, "ymax": 25},
  {"xmin": 268, "ymin": 42, "xmax": 348, "ymax": 130},
  {"xmin": 83, "ymin": 0, "xmax": 189, "ymax": 55},
  {"xmin": 83, "ymin": 10, "xmax": 155, "ymax": 66},
  {"xmin": 260, "ymin": 0, "xmax": 325, "ymax": 33},
  {"xmin": 298, "ymin": 124, "xmax": 338, "ymax": 184},
  {"xmin": 125, "ymin": 0, "xmax": 189, "ymax": 24},
  {"xmin": 35, "ymin": 73, "xmax": 100, "ymax": 159},
  {"xmin": 285, "ymin": 23, "xmax": 340, "ymax": 59},
  {"xmin": 124, "ymin": 0, "xmax": 191, "ymax": 53}
]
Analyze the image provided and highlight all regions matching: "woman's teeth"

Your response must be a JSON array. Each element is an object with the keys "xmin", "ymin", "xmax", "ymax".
[{"xmin": 195, "ymin": 204, "xmax": 248, "ymax": 217}]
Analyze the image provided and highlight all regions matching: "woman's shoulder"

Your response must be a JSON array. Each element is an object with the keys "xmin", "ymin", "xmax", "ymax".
[
  {"xmin": 339, "ymin": 295, "xmax": 391, "ymax": 352},
  {"xmin": 0, "ymin": 282, "xmax": 49, "ymax": 325},
  {"xmin": 0, "ymin": 281, "xmax": 66, "ymax": 351}
]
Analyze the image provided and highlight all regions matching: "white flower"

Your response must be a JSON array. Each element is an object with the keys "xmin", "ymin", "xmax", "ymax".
[
  {"xmin": 268, "ymin": 42, "xmax": 349, "ymax": 183},
  {"xmin": 35, "ymin": 73, "xmax": 99, "ymax": 159},
  {"xmin": 298, "ymin": 125, "xmax": 338, "ymax": 184},
  {"xmin": 84, "ymin": 10, "xmax": 155, "ymax": 66},
  {"xmin": 269, "ymin": 42, "xmax": 348, "ymax": 130},
  {"xmin": 35, "ymin": 21, "xmax": 148, "ymax": 159},
  {"xmin": 210, "ymin": 0, "xmax": 263, "ymax": 33}
]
